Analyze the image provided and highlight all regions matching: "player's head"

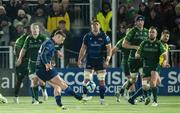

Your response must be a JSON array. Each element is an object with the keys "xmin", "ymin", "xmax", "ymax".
[
  {"xmin": 160, "ymin": 29, "xmax": 170, "ymax": 43},
  {"xmin": 135, "ymin": 15, "xmax": 145, "ymax": 28},
  {"xmin": 148, "ymin": 26, "xmax": 157, "ymax": 41},
  {"xmin": 53, "ymin": 30, "xmax": 66, "ymax": 45},
  {"xmin": 30, "ymin": 23, "xmax": 40, "ymax": 36},
  {"xmin": 90, "ymin": 17, "xmax": 100, "ymax": 34}
]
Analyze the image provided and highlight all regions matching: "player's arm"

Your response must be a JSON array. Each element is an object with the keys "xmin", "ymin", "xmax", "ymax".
[
  {"xmin": 122, "ymin": 29, "xmax": 139, "ymax": 50},
  {"xmin": 106, "ymin": 43, "xmax": 112, "ymax": 63},
  {"xmin": 40, "ymin": 43, "xmax": 53, "ymax": 71},
  {"xmin": 78, "ymin": 42, "xmax": 87, "ymax": 68},
  {"xmin": 112, "ymin": 39, "xmax": 122, "ymax": 56},
  {"xmin": 135, "ymin": 41, "xmax": 144, "ymax": 59},
  {"xmin": 16, "ymin": 48, "xmax": 27, "ymax": 66}
]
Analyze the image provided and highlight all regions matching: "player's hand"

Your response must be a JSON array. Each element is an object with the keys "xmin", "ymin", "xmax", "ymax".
[
  {"xmin": 15, "ymin": 59, "xmax": 22, "ymax": 66},
  {"xmin": 162, "ymin": 61, "xmax": 170, "ymax": 68},
  {"xmin": 50, "ymin": 60, "xmax": 56, "ymax": 66},
  {"xmin": 45, "ymin": 63, "xmax": 52, "ymax": 71},
  {"xmin": 103, "ymin": 61, "xmax": 109, "ymax": 68},
  {"xmin": 77, "ymin": 60, "xmax": 83, "ymax": 68}
]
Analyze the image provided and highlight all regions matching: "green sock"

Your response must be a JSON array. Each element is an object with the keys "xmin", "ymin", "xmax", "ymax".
[
  {"xmin": 33, "ymin": 86, "xmax": 39, "ymax": 101},
  {"xmin": 40, "ymin": 85, "xmax": 46, "ymax": 92},
  {"xmin": 151, "ymin": 87, "xmax": 157, "ymax": 103}
]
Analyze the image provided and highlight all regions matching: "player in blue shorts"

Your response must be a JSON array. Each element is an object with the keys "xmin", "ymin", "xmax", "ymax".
[
  {"xmin": 36, "ymin": 30, "xmax": 86, "ymax": 110},
  {"xmin": 78, "ymin": 18, "xmax": 111, "ymax": 105}
]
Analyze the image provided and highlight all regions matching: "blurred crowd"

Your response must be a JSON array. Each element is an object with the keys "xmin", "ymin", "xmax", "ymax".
[{"xmin": 117, "ymin": 0, "xmax": 180, "ymax": 49}]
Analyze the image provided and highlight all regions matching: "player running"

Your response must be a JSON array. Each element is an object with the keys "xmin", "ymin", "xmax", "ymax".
[
  {"xmin": 13, "ymin": 26, "xmax": 30, "ymax": 104},
  {"xmin": 112, "ymin": 38, "xmax": 130, "ymax": 102},
  {"xmin": 16, "ymin": 23, "xmax": 48, "ymax": 104},
  {"xmin": 119, "ymin": 15, "xmax": 148, "ymax": 100},
  {"xmin": 128, "ymin": 26, "xmax": 169, "ymax": 106}
]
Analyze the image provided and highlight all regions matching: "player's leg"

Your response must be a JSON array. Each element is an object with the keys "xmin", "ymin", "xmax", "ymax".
[
  {"xmin": 97, "ymin": 70, "xmax": 106, "ymax": 105},
  {"xmin": 49, "ymin": 75, "xmax": 83, "ymax": 101},
  {"xmin": 82, "ymin": 69, "xmax": 93, "ymax": 98},
  {"xmin": 0, "ymin": 93, "xmax": 8, "ymax": 104},
  {"xmin": 14, "ymin": 75, "xmax": 24, "ymax": 104},
  {"xmin": 29, "ymin": 75, "xmax": 41, "ymax": 104},
  {"xmin": 39, "ymin": 80, "xmax": 48, "ymax": 101},
  {"xmin": 14, "ymin": 60, "xmax": 28, "ymax": 104},
  {"xmin": 150, "ymin": 71, "xmax": 159, "ymax": 106}
]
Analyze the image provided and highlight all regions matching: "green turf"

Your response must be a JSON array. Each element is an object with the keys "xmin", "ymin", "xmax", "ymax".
[{"xmin": 0, "ymin": 96, "xmax": 180, "ymax": 114}]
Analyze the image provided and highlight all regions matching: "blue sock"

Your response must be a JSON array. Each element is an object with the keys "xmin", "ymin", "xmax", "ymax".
[
  {"xmin": 64, "ymin": 87, "xmax": 82, "ymax": 100},
  {"xmin": 83, "ymin": 85, "xmax": 88, "ymax": 94},
  {"xmin": 55, "ymin": 95, "xmax": 62, "ymax": 107},
  {"xmin": 131, "ymin": 87, "xmax": 143, "ymax": 100},
  {"xmin": 64, "ymin": 87, "xmax": 75, "ymax": 96},
  {"xmin": 99, "ymin": 86, "xmax": 106, "ymax": 99}
]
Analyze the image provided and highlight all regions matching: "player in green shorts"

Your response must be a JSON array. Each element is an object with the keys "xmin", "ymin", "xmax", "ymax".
[
  {"xmin": 120, "ymin": 15, "xmax": 148, "ymax": 98},
  {"xmin": 16, "ymin": 23, "xmax": 48, "ymax": 104},
  {"xmin": 128, "ymin": 26, "xmax": 169, "ymax": 106},
  {"xmin": 13, "ymin": 26, "xmax": 30, "ymax": 104},
  {"xmin": 112, "ymin": 38, "xmax": 130, "ymax": 102}
]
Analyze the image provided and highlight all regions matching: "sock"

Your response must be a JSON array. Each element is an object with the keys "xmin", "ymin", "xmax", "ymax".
[
  {"xmin": 31, "ymin": 87, "xmax": 35, "ymax": 101},
  {"xmin": 131, "ymin": 87, "xmax": 143, "ymax": 100},
  {"xmin": 126, "ymin": 80, "xmax": 132, "ymax": 90},
  {"xmin": 33, "ymin": 86, "xmax": 39, "ymax": 101},
  {"xmin": 14, "ymin": 77, "xmax": 23, "ymax": 97},
  {"xmin": 55, "ymin": 95, "xmax": 63, "ymax": 107},
  {"xmin": 64, "ymin": 87, "xmax": 82, "ymax": 100},
  {"xmin": 151, "ymin": 87, "xmax": 157, "ymax": 103},
  {"xmin": 83, "ymin": 85, "xmax": 88, "ymax": 95},
  {"xmin": 99, "ymin": 86, "xmax": 106, "ymax": 99},
  {"xmin": 129, "ymin": 91, "xmax": 135, "ymax": 97},
  {"xmin": 40, "ymin": 85, "xmax": 46, "ymax": 92},
  {"xmin": 143, "ymin": 89, "xmax": 148, "ymax": 98},
  {"xmin": 64, "ymin": 87, "xmax": 75, "ymax": 96}
]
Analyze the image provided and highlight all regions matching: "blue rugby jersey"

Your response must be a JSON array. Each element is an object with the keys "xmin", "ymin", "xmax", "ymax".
[
  {"xmin": 36, "ymin": 39, "xmax": 56, "ymax": 66},
  {"xmin": 83, "ymin": 31, "xmax": 111, "ymax": 63}
]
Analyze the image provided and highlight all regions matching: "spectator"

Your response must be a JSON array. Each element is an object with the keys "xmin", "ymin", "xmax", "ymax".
[
  {"xmin": 10, "ymin": 22, "xmax": 24, "ymax": 46},
  {"xmin": 5, "ymin": 0, "xmax": 21, "ymax": 22},
  {"xmin": 13, "ymin": 9, "xmax": 31, "ymax": 28},
  {"xmin": 138, "ymin": 2, "xmax": 150, "ymax": 18},
  {"xmin": 96, "ymin": 2, "xmax": 112, "ymax": 36},
  {"xmin": 117, "ymin": 4, "xmax": 128, "ymax": 26},
  {"xmin": 31, "ymin": 7, "xmax": 47, "ymax": 27},
  {"xmin": 0, "ymin": 6, "xmax": 11, "ymax": 46},
  {"xmin": 47, "ymin": 2, "xmax": 70, "ymax": 33}
]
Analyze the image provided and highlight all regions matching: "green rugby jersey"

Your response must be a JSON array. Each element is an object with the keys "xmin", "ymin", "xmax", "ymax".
[
  {"xmin": 115, "ymin": 38, "xmax": 130, "ymax": 64},
  {"xmin": 124, "ymin": 27, "xmax": 148, "ymax": 59},
  {"xmin": 14, "ymin": 34, "xmax": 29, "ymax": 58},
  {"xmin": 23, "ymin": 34, "xmax": 48, "ymax": 61},
  {"xmin": 138, "ymin": 39, "xmax": 166, "ymax": 68}
]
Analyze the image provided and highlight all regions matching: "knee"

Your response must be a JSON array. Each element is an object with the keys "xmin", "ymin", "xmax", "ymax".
[{"xmin": 99, "ymin": 80, "xmax": 105, "ymax": 86}]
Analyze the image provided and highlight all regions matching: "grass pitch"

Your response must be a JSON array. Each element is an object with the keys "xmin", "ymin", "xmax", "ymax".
[{"xmin": 0, "ymin": 96, "xmax": 180, "ymax": 114}]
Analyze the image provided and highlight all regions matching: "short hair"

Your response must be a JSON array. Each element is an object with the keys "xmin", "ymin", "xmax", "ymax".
[
  {"xmin": 161, "ymin": 29, "xmax": 170, "ymax": 35},
  {"xmin": 149, "ymin": 26, "xmax": 157, "ymax": 30},
  {"xmin": 90, "ymin": 17, "xmax": 100, "ymax": 24},
  {"xmin": 53, "ymin": 30, "xmax": 66, "ymax": 38}
]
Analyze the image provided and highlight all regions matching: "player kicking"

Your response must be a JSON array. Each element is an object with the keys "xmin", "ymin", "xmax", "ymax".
[
  {"xmin": 128, "ymin": 26, "xmax": 169, "ymax": 106},
  {"xmin": 36, "ymin": 30, "xmax": 88, "ymax": 110},
  {"xmin": 78, "ymin": 18, "xmax": 111, "ymax": 105}
]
